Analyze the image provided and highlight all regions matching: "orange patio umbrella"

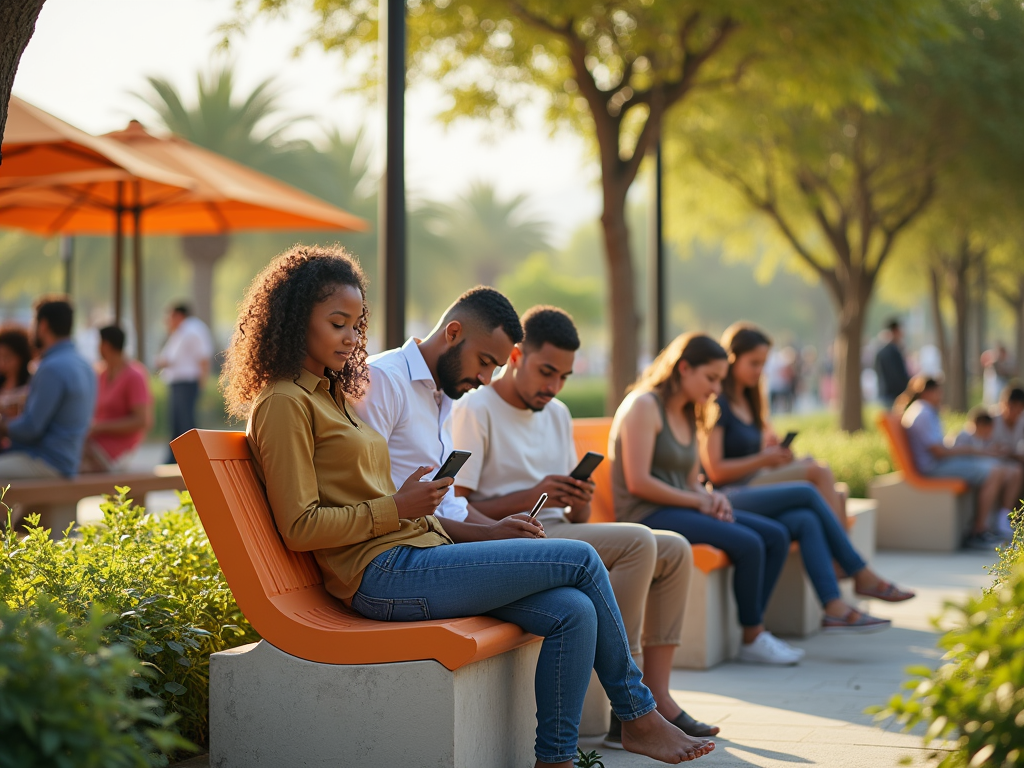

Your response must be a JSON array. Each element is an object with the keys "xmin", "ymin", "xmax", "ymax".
[
  {"xmin": 0, "ymin": 101, "xmax": 368, "ymax": 358},
  {"xmin": 1, "ymin": 96, "xmax": 198, "ymax": 339}
]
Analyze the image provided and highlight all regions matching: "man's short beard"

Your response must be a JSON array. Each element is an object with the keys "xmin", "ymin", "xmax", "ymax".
[{"xmin": 436, "ymin": 341, "xmax": 467, "ymax": 399}]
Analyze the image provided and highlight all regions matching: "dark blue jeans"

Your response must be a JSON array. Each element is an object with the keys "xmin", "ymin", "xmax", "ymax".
[
  {"xmin": 167, "ymin": 380, "xmax": 200, "ymax": 462},
  {"xmin": 723, "ymin": 482, "xmax": 868, "ymax": 605},
  {"xmin": 640, "ymin": 508, "xmax": 789, "ymax": 628},
  {"xmin": 352, "ymin": 539, "xmax": 656, "ymax": 763}
]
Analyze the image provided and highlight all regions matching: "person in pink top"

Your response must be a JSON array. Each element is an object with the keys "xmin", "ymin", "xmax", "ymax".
[{"xmin": 80, "ymin": 325, "xmax": 153, "ymax": 473}]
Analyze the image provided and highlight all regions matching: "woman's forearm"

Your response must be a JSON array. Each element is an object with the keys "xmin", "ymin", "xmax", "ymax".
[
  {"xmin": 705, "ymin": 453, "xmax": 766, "ymax": 485},
  {"xmin": 628, "ymin": 474, "xmax": 705, "ymax": 510}
]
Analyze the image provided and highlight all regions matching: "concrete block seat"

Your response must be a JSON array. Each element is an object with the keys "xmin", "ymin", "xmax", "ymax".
[
  {"xmin": 871, "ymin": 413, "xmax": 972, "ymax": 552},
  {"xmin": 171, "ymin": 429, "xmax": 541, "ymax": 768},
  {"xmin": 3, "ymin": 465, "xmax": 185, "ymax": 534}
]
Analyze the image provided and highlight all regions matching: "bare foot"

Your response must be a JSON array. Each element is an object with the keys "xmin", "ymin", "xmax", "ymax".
[{"xmin": 621, "ymin": 709, "xmax": 715, "ymax": 763}]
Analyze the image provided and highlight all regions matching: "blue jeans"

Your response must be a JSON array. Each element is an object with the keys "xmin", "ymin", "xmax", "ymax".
[
  {"xmin": 724, "ymin": 482, "xmax": 867, "ymax": 605},
  {"xmin": 351, "ymin": 539, "xmax": 656, "ymax": 763},
  {"xmin": 640, "ymin": 508, "xmax": 789, "ymax": 628},
  {"xmin": 167, "ymin": 380, "xmax": 200, "ymax": 462}
]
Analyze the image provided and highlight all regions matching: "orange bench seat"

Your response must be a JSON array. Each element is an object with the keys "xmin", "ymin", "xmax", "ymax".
[
  {"xmin": 171, "ymin": 429, "xmax": 539, "ymax": 671},
  {"xmin": 877, "ymin": 412, "xmax": 969, "ymax": 494}
]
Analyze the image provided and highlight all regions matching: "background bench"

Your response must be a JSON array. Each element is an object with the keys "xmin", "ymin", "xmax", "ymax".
[
  {"xmin": 172, "ymin": 429, "xmax": 542, "ymax": 768},
  {"xmin": 3, "ymin": 465, "xmax": 185, "ymax": 534},
  {"xmin": 871, "ymin": 412, "xmax": 972, "ymax": 551}
]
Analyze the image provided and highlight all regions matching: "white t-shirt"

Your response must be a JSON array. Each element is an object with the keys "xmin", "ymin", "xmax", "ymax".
[
  {"xmin": 157, "ymin": 316, "xmax": 213, "ymax": 383},
  {"xmin": 451, "ymin": 383, "xmax": 577, "ymax": 524}
]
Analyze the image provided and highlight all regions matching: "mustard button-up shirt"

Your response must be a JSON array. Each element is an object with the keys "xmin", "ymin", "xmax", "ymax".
[{"xmin": 246, "ymin": 368, "xmax": 452, "ymax": 600}]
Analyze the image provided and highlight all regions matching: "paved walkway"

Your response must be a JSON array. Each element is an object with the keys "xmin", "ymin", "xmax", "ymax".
[
  {"xmin": 171, "ymin": 549, "xmax": 990, "ymax": 768},
  {"xmin": 578, "ymin": 549, "xmax": 990, "ymax": 768}
]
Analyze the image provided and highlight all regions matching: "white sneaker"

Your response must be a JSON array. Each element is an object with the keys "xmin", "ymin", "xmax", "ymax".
[
  {"xmin": 737, "ymin": 631, "xmax": 803, "ymax": 666},
  {"xmin": 993, "ymin": 509, "xmax": 1015, "ymax": 540}
]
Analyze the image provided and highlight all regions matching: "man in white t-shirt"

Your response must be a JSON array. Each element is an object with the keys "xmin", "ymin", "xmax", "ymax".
[
  {"xmin": 451, "ymin": 306, "xmax": 717, "ymax": 748},
  {"xmin": 156, "ymin": 303, "xmax": 212, "ymax": 461}
]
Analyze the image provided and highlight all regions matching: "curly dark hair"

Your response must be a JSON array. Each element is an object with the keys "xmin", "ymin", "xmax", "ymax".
[{"xmin": 221, "ymin": 244, "xmax": 370, "ymax": 420}]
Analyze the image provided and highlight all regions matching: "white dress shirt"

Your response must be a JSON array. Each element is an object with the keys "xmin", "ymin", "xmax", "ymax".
[
  {"xmin": 353, "ymin": 338, "xmax": 470, "ymax": 522},
  {"xmin": 157, "ymin": 316, "xmax": 213, "ymax": 384}
]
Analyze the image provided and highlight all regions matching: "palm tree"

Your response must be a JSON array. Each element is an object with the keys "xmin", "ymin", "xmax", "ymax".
[
  {"xmin": 436, "ymin": 182, "xmax": 552, "ymax": 288},
  {"xmin": 132, "ymin": 64, "xmax": 309, "ymax": 328}
]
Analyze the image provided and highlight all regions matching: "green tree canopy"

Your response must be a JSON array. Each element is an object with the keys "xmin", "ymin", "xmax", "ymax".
[{"xmin": 231, "ymin": 0, "xmax": 945, "ymax": 409}]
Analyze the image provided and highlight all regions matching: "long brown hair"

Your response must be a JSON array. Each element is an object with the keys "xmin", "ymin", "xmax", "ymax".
[
  {"xmin": 221, "ymin": 244, "xmax": 371, "ymax": 420},
  {"xmin": 720, "ymin": 322, "xmax": 772, "ymax": 431},
  {"xmin": 895, "ymin": 374, "xmax": 941, "ymax": 414},
  {"xmin": 630, "ymin": 332, "xmax": 728, "ymax": 431}
]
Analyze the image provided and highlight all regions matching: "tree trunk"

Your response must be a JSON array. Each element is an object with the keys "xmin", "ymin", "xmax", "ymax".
[
  {"xmin": 948, "ymin": 244, "xmax": 970, "ymax": 412},
  {"xmin": 1016, "ymin": 276, "xmax": 1024, "ymax": 372},
  {"xmin": 929, "ymin": 265, "xmax": 950, "ymax": 378},
  {"xmin": 0, "ymin": 0, "xmax": 46, "ymax": 152},
  {"xmin": 600, "ymin": 185, "xmax": 640, "ymax": 415},
  {"xmin": 180, "ymin": 234, "xmax": 230, "ymax": 331},
  {"xmin": 835, "ymin": 293, "xmax": 866, "ymax": 432}
]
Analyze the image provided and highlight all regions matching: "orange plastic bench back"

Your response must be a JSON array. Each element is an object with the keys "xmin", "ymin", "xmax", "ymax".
[
  {"xmin": 572, "ymin": 417, "xmax": 616, "ymax": 523},
  {"xmin": 171, "ymin": 429, "xmax": 538, "ymax": 669},
  {"xmin": 876, "ymin": 413, "xmax": 968, "ymax": 494},
  {"xmin": 571, "ymin": 417, "xmax": 733, "ymax": 572}
]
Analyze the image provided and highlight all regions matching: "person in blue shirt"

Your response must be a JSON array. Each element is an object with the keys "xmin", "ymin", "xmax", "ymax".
[
  {"xmin": 900, "ymin": 375, "xmax": 1019, "ymax": 550},
  {"xmin": 0, "ymin": 298, "xmax": 97, "ymax": 480}
]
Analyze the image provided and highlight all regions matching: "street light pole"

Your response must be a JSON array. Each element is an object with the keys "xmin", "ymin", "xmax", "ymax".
[{"xmin": 379, "ymin": 0, "xmax": 407, "ymax": 350}]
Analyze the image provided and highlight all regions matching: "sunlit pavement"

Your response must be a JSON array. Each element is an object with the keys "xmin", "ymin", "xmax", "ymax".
[{"xmin": 582, "ymin": 549, "xmax": 993, "ymax": 768}]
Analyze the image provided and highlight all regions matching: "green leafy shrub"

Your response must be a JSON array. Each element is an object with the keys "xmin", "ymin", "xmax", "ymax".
[
  {"xmin": 0, "ymin": 490, "xmax": 259, "ymax": 749},
  {"xmin": 869, "ymin": 523, "xmax": 1024, "ymax": 767},
  {"xmin": 0, "ymin": 599, "xmax": 192, "ymax": 767},
  {"xmin": 560, "ymin": 377, "xmax": 608, "ymax": 418}
]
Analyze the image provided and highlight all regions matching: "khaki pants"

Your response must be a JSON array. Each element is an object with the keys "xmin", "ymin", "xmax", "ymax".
[
  {"xmin": 544, "ymin": 518, "xmax": 691, "ymax": 655},
  {"xmin": 0, "ymin": 452, "xmax": 75, "ymax": 535}
]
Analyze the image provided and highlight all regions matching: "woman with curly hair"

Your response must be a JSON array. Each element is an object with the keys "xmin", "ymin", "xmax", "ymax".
[{"xmin": 222, "ymin": 244, "xmax": 714, "ymax": 768}]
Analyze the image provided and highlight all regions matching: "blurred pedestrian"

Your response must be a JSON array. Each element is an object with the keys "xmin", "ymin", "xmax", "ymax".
[
  {"xmin": 80, "ymin": 325, "xmax": 153, "ymax": 473},
  {"xmin": 0, "ymin": 324, "xmax": 33, "ymax": 420},
  {"xmin": 156, "ymin": 303, "xmax": 212, "ymax": 462},
  {"xmin": 874, "ymin": 318, "xmax": 910, "ymax": 410},
  {"xmin": 0, "ymin": 297, "xmax": 96, "ymax": 480}
]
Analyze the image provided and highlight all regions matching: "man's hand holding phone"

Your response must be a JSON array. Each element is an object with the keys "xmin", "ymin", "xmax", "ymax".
[
  {"xmin": 487, "ymin": 513, "xmax": 546, "ymax": 539},
  {"xmin": 532, "ymin": 475, "xmax": 594, "ymax": 508},
  {"xmin": 394, "ymin": 466, "xmax": 453, "ymax": 519}
]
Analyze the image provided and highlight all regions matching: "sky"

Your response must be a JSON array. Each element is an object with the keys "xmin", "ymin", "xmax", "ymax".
[{"xmin": 12, "ymin": 0, "xmax": 602, "ymax": 245}]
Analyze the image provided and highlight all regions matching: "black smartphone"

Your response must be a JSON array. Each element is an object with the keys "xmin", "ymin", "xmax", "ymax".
[
  {"xmin": 433, "ymin": 450, "xmax": 472, "ymax": 481},
  {"xmin": 570, "ymin": 451, "xmax": 605, "ymax": 481},
  {"xmin": 780, "ymin": 431, "xmax": 798, "ymax": 449}
]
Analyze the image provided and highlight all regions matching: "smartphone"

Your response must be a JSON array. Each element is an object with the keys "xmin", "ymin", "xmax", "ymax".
[
  {"xmin": 433, "ymin": 450, "xmax": 472, "ymax": 481},
  {"xmin": 528, "ymin": 492, "xmax": 549, "ymax": 519},
  {"xmin": 780, "ymin": 431, "xmax": 798, "ymax": 449},
  {"xmin": 570, "ymin": 451, "xmax": 605, "ymax": 481}
]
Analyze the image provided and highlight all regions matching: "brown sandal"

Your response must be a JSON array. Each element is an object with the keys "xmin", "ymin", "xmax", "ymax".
[{"xmin": 855, "ymin": 580, "xmax": 915, "ymax": 602}]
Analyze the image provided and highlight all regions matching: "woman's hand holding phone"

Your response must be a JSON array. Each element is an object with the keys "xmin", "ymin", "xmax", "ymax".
[
  {"xmin": 761, "ymin": 444, "xmax": 794, "ymax": 467},
  {"xmin": 394, "ymin": 466, "xmax": 453, "ymax": 519}
]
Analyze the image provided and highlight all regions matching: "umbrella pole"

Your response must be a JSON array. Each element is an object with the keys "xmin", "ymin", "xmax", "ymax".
[
  {"xmin": 60, "ymin": 236, "xmax": 74, "ymax": 297},
  {"xmin": 113, "ymin": 181, "xmax": 124, "ymax": 324},
  {"xmin": 132, "ymin": 190, "xmax": 144, "ymax": 364}
]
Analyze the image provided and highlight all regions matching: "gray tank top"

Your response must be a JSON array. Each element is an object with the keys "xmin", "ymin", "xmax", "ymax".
[{"xmin": 611, "ymin": 392, "xmax": 698, "ymax": 523}]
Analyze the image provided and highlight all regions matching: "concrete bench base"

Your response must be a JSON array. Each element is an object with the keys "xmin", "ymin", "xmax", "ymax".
[
  {"xmin": 210, "ymin": 639, "xmax": 541, "ymax": 768},
  {"xmin": 673, "ymin": 564, "xmax": 742, "ymax": 670},
  {"xmin": 870, "ymin": 473, "xmax": 972, "ymax": 551},
  {"xmin": 763, "ymin": 499, "xmax": 877, "ymax": 638}
]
